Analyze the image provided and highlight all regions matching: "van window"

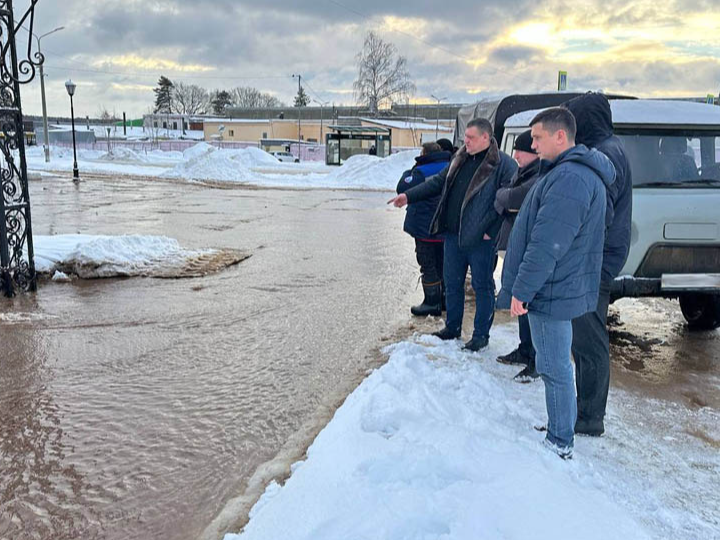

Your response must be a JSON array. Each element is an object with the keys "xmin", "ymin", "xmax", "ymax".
[
  {"xmin": 617, "ymin": 131, "xmax": 720, "ymax": 187},
  {"xmin": 503, "ymin": 133, "xmax": 516, "ymax": 154}
]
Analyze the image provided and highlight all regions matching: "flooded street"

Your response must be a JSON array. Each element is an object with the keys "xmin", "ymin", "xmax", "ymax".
[
  {"xmin": 1, "ymin": 174, "xmax": 719, "ymax": 539},
  {"xmin": 1, "ymin": 175, "xmax": 421, "ymax": 540}
]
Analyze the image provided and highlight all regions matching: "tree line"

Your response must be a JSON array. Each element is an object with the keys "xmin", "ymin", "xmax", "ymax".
[
  {"xmin": 152, "ymin": 76, "xmax": 312, "ymax": 116},
  {"xmin": 152, "ymin": 31, "xmax": 414, "ymax": 117}
]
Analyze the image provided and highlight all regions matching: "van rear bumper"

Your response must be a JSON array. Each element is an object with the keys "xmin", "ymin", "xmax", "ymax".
[{"xmin": 611, "ymin": 274, "xmax": 720, "ymax": 300}]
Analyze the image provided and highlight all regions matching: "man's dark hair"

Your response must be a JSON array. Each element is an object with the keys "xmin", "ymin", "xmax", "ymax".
[
  {"xmin": 421, "ymin": 141, "xmax": 441, "ymax": 155},
  {"xmin": 466, "ymin": 117, "xmax": 493, "ymax": 139},
  {"xmin": 530, "ymin": 107, "xmax": 576, "ymax": 142}
]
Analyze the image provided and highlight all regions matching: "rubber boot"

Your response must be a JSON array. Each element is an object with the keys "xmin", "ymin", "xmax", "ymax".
[{"xmin": 411, "ymin": 281, "xmax": 442, "ymax": 317}]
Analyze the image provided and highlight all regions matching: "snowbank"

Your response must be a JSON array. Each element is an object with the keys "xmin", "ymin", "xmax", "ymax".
[
  {"xmin": 224, "ymin": 325, "xmax": 718, "ymax": 540},
  {"xmin": 25, "ymin": 142, "xmax": 420, "ymax": 190},
  {"xmin": 34, "ymin": 234, "xmax": 217, "ymax": 278}
]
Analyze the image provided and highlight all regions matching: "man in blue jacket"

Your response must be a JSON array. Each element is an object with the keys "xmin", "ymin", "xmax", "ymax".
[
  {"xmin": 497, "ymin": 108, "xmax": 615, "ymax": 459},
  {"xmin": 563, "ymin": 92, "xmax": 632, "ymax": 437},
  {"xmin": 389, "ymin": 118, "xmax": 517, "ymax": 351},
  {"xmin": 396, "ymin": 141, "xmax": 452, "ymax": 316}
]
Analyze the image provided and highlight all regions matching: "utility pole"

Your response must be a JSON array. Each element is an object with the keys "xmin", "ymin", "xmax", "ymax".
[
  {"xmin": 430, "ymin": 94, "xmax": 447, "ymax": 142},
  {"xmin": 30, "ymin": 26, "xmax": 64, "ymax": 163},
  {"xmin": 292, "ymin": 74, "xmax": 301, "ymax": 161}
]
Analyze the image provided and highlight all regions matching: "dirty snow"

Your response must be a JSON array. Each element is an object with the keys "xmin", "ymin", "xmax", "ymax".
[
  {"xmin": 25, "ymin": 143, "xmax": 418, "ymax": 190},
  {"xmin": 34, "ymin": 234, "xmax": 215, "ymax": 278},
  {"xmin": 224, "ymin": 325, "xmax": 719, "ymax": 540}
]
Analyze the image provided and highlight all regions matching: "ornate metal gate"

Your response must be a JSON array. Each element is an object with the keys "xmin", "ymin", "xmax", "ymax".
[{"xmin": 0, "ymin": 0, "xmax": 42, "ymax": 296}]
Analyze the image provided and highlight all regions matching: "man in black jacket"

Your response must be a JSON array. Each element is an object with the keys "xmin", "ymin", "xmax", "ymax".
[
  {"xmin": 494, "ymin": 129, "xmax": 542, "ymax": 382},
  {"xmin": 563, "ymin": 92, "xmax": 632, "ymax": 436},
  {"xmin": 388, "ymin": 118, "xmax": 517, "ymax": 351}
]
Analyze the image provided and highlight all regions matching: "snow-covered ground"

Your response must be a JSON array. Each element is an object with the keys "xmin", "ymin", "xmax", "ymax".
[
  {"xmin": 224, "ymin": 325, "xmax": 719, "ymax": 540},
  {"xmin": 34, "ymin": 234, "xmax": 219, "ymax": 278},
  {"xmin": 25, "ymin": 143, "xmax": 418, "ymax": 191}
]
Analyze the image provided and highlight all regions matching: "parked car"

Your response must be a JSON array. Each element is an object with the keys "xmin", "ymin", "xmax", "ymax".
[
  {"xmin": 270, "ymin": 151, "xmax": 299, "ymax": 163},
  {"xmin": 500, "ymin": 99, "xmax": 720, "ymax": 329}
]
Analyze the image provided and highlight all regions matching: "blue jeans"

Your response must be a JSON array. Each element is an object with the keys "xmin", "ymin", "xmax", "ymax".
[
  {"xmin": 443, "ymin": 234, "xmax": 495, "ymax": 339},
  {"xmin": 528, "ymin": 312, "xmax": 576, "ymax": 448}
]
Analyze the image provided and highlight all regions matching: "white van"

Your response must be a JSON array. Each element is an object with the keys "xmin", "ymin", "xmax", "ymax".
[{"xmin": 501, "ymin": 99, "xmax": 720, "ymax": 329}]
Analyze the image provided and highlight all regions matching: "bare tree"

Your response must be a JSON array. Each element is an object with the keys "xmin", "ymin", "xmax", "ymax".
[
  {"xmin": 231, "ymin": 86, "xmax": 283, "ymax": 108},
  {"xmin": 172, "ymin": 82, "xmax": 209, "ymax": 115},
  {"xmin": 353, "ymin": 31, "xmax": 415, "ymax": 114}
]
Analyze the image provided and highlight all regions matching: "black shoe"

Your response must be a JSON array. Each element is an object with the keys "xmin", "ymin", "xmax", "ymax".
[
  {"xmin": 432, "ymin": 326, "xmax": 460, "ymax": 340},
  {"xmin": 575, "ymin": 418, "xmax": 604, "ymax": 437},
  {"xmin": 411, "ymin": 282, "xmax": 442, "ymax": 317},
  {"xmin": 496, "ymin": 348, "xmax": 531, "ymax": 366},
  {"xmin": 514, "ymin": 363, "xmax": 540, "ymax": 383},
  {"xmin": 462, "ymin": 336, "xmax": 489, "ymax": 352}
]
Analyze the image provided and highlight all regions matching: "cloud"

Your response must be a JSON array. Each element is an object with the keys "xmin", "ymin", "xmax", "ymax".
[{"xmin": 17, "ymin": 0, "xmax": 720, "ymax": 119}]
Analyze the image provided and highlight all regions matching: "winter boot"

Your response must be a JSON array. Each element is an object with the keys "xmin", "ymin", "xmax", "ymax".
[
  {"xmin": 463, "ymin": 336, "xmax": 489, "ymax": 352},
  {"xmin": 496, "ymin": 348, "xmax": 531, "ymax": 366},
  {"xmin": 514, "ymin": 356, "xmax": 540, "ymax": 383},
  {"xmin": 411, "ymin": 282, "xmax": 442, "ymax": 317},
  {"xmin": 575, "ymin": 417, "xmax": 605, "ymax": 437},
  {"xmin": 432, "ymin": 326, "xmax": 461, "ymax": 340}
]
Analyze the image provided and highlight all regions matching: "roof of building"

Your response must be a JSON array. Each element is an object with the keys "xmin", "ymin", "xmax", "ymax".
[{"xmin": 360, "ymin": 118, "xmax": 453, "ymax": 131}]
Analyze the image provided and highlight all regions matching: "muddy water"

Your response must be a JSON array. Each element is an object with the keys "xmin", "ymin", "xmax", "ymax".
[{"xmin": 0, "ymin": 175, "xmax": 421, "ymax": 540}]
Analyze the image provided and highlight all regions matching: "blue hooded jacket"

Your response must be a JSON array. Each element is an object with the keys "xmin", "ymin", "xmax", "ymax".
[
  {"xmin": 497, "ymin": 145, "xmax": 616, "ymax": 320},
  {"xmin": 396, "ymin": 150, "xmax": 451, "ymax": 239}
]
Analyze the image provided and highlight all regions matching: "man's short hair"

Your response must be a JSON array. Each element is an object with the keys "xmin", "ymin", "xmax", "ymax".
[
  {"xmin": 421, "ymin": 141, "xmax": 442, "ymax": 155},
  {"xmin": 530, "ymin": 107, "xmax": 576, "ymax": 142},
  {"xmin": 466, "ymin": 117, "xmax": 493, "ymax": 139}
]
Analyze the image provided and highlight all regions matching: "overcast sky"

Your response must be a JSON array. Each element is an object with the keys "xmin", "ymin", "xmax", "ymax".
[{"xmin": 18, "ymin": 0, "xmax": 720, "ymax": 120}]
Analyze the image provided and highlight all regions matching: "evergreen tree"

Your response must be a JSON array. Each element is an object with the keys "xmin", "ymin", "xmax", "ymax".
[
  {"xmin": 210, "ymin": 90, "xmax": 233, "ymax": 115},
  {"xmin": 293, "ymin": 86, "xmax": 310, "ymax": 107},
  {"xmin": 153, "ymin": 75, "xmax": 174, "ymax": 113}
]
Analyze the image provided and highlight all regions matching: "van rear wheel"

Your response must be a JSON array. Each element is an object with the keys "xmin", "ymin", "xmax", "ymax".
[{"xmin": 679, "ymin": 293, "xmax": 720, "ymax": 330}]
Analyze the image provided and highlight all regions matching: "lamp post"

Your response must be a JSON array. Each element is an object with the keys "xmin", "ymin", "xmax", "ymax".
[
  {"xmin": 430, "ymin": 94, "xmax": 447, "ymax": 142},
  {"xmin": 292, "ymin": 74, "xmax": 301, "ymax": 161},
  {"xmin": 64, "ymin": 79, "xmax": 79, "ymax": 181},
  {"xmin": 313, "ymin": 99, "xmax": 329, "ymax": 146},
  {"xmin": 30, "ymin": 26, "xmax": 64, "ymax": 163}
]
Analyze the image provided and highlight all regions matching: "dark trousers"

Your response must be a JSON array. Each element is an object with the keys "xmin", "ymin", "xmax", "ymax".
[
  {"xmin": 443, "ymin": 234, "xmax": 495, "ymax": 339},
  {"xmin": 518, "ymin": 314, "xmax": 535, "ymax": 359},
  {"xmin": 415, "ymin": 239, "xmax": 444, "ymax": 286},
  {"xmin": 571, "ymin": 280, "xmax": 611, "ymax": 422}
]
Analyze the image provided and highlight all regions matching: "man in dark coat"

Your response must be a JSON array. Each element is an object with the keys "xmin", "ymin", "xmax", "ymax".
[
  {"xmin": 494, "ymin": 129, "xmax": 541, "ymax": 382},
  {"xmin": 396, "ymin": 141, "xmax": 451, "ymax": 316},
  {"xmin": 389, "ymin": 118, "xmax": 517, "ymax": 351},
  {"xmin": 497, "ymin": 107, "xmax": 615, "ymax": 459},
  {"xmin": 563, "ymin": 92, "xmax": 632, "ymax": 437}
]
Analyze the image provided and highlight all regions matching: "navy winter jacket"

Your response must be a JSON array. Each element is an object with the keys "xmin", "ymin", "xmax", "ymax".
[
  {"xmin": 396, "ymin": 151, "xmax": 451, "ymax": 239},
  {"xmin": 497, "ymin": 145, "xmax": 616, "ymax": 320},
  {"xmin": 564, "ymin": 93, "xmax": 633, "ymax": 282},
  {"xmin": 405, "ymin": 139, "xmax": 517, "ymax": 249}
]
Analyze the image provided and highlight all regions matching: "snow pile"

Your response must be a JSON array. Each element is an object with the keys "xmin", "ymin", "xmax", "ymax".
[
  {"xmin": 182, "ymin": 142, "xmax": 217, "ymax": 161},
  {"xmin": 99, "ymin": 146, "xmax": 150, "ymax": 163},
  {"xmin": 321, "ymin": 150, "xmax": 416, "ymax": 189},
  {"xmin": 33, "ymin": 234, "xmax": 215, "ymax": 278},
  {"xmin": 224, "ymin": 324, "xmax": 718, "ymax": 540},
  {"xmin": 162, "ymin": 146, "xmax": 282, "ymax": 183}
]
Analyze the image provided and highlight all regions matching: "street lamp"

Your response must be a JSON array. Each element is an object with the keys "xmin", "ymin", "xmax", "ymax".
[
  {"xmin": 313, "ymin": 99, "xmax": 329, "ymax": 146},
  {"xmin": 64, "ymin": 79, "xmax": 79, "ymax": 181},
  {"xmin": 430, "ymin": 94, "xmax": 447, "ymax": 142},
  {"xmin": 29, "ymin": 26, "xmax": 64, "ymax": 163}
]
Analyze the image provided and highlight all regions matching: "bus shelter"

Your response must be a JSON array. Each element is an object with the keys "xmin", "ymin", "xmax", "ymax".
[{"xmin": 325, "ymin": 126, "xmax": 391, "ymax": 165}]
